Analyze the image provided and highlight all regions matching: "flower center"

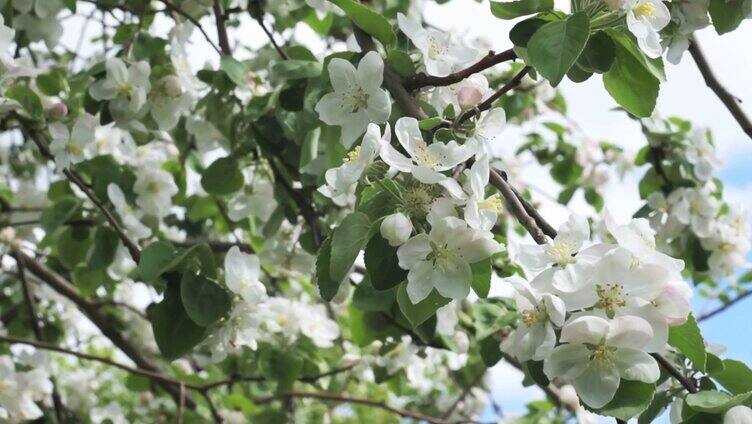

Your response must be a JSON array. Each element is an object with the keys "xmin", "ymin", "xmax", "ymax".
[
  {"xmin": 596, "ymin": 283, "xmax": 626, "ymax": 318},
  {"xmin": 350, "ymin": 89, "xmax": 369, "ymax": 112},
  {"xmin": 413, "ymin": 142, "xmax": 439, "ymax": 167},
  {"xmin": 633, "ymin": 3, "xmax": 656, "ymax": 17},
  {"xmin": 117, "ymin": 82, "xmax": 132, "ymax": 95},
  {"xmin": 344, "ymin": 146, "xmax": 361, "ymax": 163},
  {"xmin": 521, "ymin": 306, "xmax": 547, "ymax": 326},
  {"xmin": 478, "ymin": 194, "xmax": 503, "ymax": 213},
  {"xmin": 147, "ymin": 181, "xmax": 161, "ymax": 194},
  {"xmin": 544, "ymin": 239, "xmax": 577, "ymax": 267},
  {"xmin": 427, "ymin": 37, "xmax": 448, "ymax": 60},
  {"xmin": 403, "ymin": 186, "xmax": 434, "ymax": 217},
  {"xmin": 428, "ymin": 241, "xmax": 452, "ymax": 271},
  {"xmin": 589, "ymin": 343, "xmax": 616, "ymax": 366}
]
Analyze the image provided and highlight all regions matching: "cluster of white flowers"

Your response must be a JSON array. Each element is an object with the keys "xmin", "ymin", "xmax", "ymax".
[
  {"xmin": 664, "ymin": 0, "xmax": 711, "ymax": 64},
  {"xmin": 0, "ymin": 354, "xmax": 53, "ymax": 422},
  {"xmin": 211, "ymin": 246, "xmax": 339, "ymax": 361},
  {"xmin": 502, "ymin": 213, "xmax": 691, "ymax": 408}
]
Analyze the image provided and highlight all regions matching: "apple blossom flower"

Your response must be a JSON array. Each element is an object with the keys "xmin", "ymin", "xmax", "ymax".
[
  {"xmin": 380, "ymin": 212, "xmax": 413, "ymax": 246},
  {"xmin": 48, "ymin": 113, "xmax": 97, "ymax": 170},
  {"xmin": 380, "ymin": 117, "xmax": 473, "ymax": 185},
  {"xmin": 501, "ymin": 277, "xmax": 566, "ymax": 361},
  {"xmin": 150, "ymin": 75, "xmax": 190, "ymax": 130},
  {"xmin": 685, "ymin": 128, "xmax": 721, "ymax": 181},
  {"xmin": 624, "ymin": 0, "xmax": 671, "ymax": 59},
  {"xmin": 464, "ymin": 108, "xmax": 507, "ymax": 156},
  {"xmin": 397, "ymin": 216, "xmax": 501, "ymax": 303},
  {"xmin": 672, "ymin": 185, "xmax": 720, "ymax": 238},
  {"xmin": 314, "ymin": 52, "xmax": 391, "ymax": 147},
  {"xmin": 604, "ymin": 212, "xmax": 684, "ymax": 271},
  {"xmin": 318, "ymin": 123, "xmax": 388, "ymax": 206},
  {"xmin": 298, "ymin": 303, "xmax": 340, "ymax": 348},
  {"xmin": 90, "ymin": 57, "xmax": 151, "ymax": 117},
  {"xmin": 0, "ymin": 355, "xmax": 53, "ymax": 422},
  {"xmin": 224, "ymin": 246, "xmax": 267, "ymax": 304},
  {"xmin": 397, "ymin": 13, "xmax": 476, "ymax": 77},
  {"xmin": 132, "ymin": 167, "xmax": 178, "ymax": 219},
  {"xmin": 228, "ymin": 174, "xmax": 277, "ymax": 222},
  {"xmin": 210, "ymin": 302, "xmax": 265, "ymax": 361},
  {"xmin": 543, "ymin": 315, "xmax": 660, "ymax": 408},
  {"xmin": 462, "ymin": 156, "xmax": 503, "ymax": 231},
  {"xmin": 429, "ymin": 74, "xmax": 490, "ymax": 112}
]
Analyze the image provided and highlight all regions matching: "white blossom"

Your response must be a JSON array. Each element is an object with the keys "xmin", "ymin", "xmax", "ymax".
[
  {"xmin": 380, "ymin": 212, "xmax": 413, "ymax": 246},
  {"xmin": 543, "ymin": 315, "xmax": 659, "ymax": 408},
  {"xmin": 397, "ymin": 13, "xmax": 476, "ymax": 77},
  {"xmin": 624, "ymin": 0, "xmax": 671, "ymax": 59},
  {"xmin": 397, "ymin": 216, "xmax": 500, "ymax": 303},
  {"xmin": 315, "ymin": 52, "xmax": 391, "ymax": 147},
  {"xmin": 685, "ymin": 128, "xmax": 721, "ymax": 181},
  {"xmin": 107, "ymin": 183, "xmax": 152, "ymax": 240},
  {"xmin": 228, "ymin": 174, "xmax": 277, "ymax": 222},
  {"xmin": 0, "ymin": 355, "xmax": 53, "ymax": 422},
  {"xmin": 48, "ymin": 113, "xmax": 97, "ymax": 169},
  {"xmin": 224, "ymin": 246, "xmax": 267, "ymax": 304},
  {"xmin": 725, "ymin": 405, "xmax": 752, "ymax": 424},
  {"xmin": 133, "ymin": 167, "xmax": 178, "ymax": 218},
  {"xmin": 90, "ymin": 58, "xmax": 151, "ymax": 119}
]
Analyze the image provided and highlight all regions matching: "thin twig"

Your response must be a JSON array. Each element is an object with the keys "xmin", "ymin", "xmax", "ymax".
[
  {"xmin": 688, "ymin": 39, "xmax": 752, "ymax": 140},
  {"xmin": 697, "ymin": 290, "xmax": 752, "ymax": 322},
  {"xmin": 455, "ymin": 67, "xmax": 531, "ymax": 125},
  {"xmin": 160, "ymin": 0, "xmax": 222, "ymax": 55},
  {"xmin": 404, "ymin": 49, "xmax": 517, "ymax": 91},
  {"xmin": 211, "ymin": 0, "xmax": 232, "ymax": 55},
  {"xmin": 249, "ymin": 2, "xmax": 288, "ymax": 60},
  {"xmin": 253, "ymin": 391, "xmax": 453, "ymax": 424}
]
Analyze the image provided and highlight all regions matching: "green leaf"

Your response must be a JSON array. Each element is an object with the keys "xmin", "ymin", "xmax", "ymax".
[
  {"xmin": 386, "ymin": 49, "xmax": 416, "ymax": 77},
  {"xmin": 36, "ymin": 70, "xmax": 69, "ymax": 96},
  {"xmin": 605, "ymin": 29, "xmax": 665, "ymax": 81},
  {"xmin": 473, "ymin": 299, "xmax": 517, "ymax": 340},
  {"xmin": 41, "ymin": 196, "xmax": 82, "ymax": 232},
  {"xmin": 138, "ymin": 241, "xmax": 179, "ymax": 282},
  {"xmin": 638, "ymin": 390, "xmax": 672, "ymax": 424},
  {"xmin": 510, "ymin": 18, "xmax": 548, "ymax": 48},
  {"xmin": 149, "ymin": 280, "xmax": 207, "ymax": 360},
  {"xmin": 490, "ymin": 0, "xmax": 554, "ymax": 20},
  {"xmin": 5, "ymin": 85, "xmax": 44, "ymax": 116},
  {"xmin": 329, "ymin": 212, "xmax": 372, "ymax": 283},
  {"xmin": 584, "ymin": 188, "xmax": 604, "ymax": 212},
  {"xmin": 396, "ymin": 282, "xmax": 451, "ymax": 328},
  {"xmin": 668, "ymin": 314, "xmax": 707, "ymax": 372},
  {"xmin": 201, "ymin": 156, "xmax": 244, "ymax": 195},
  {"xmin": 595, "ymin": 381, "xmax": 655, "ymax": 420},
  {"xmin": 709, "ymin": 0, "xmax": 750, "ymax": 34},
  {"xmin": 328, "ymin": 0, "xmax": 396, "ymax": 46},
  {"xmin": 315, "ymin": 237, "xmax": 340, "ymax": 301},
  {"xmin": 266, "ymin": 348, "xmax": 304, "ymax": 393},
  {"xmin": 527, "ymin": 12, "xmax": 590, "ymax": 86},
  {"xmin": 470, "ymin": 258, "xmax": 492, "ymax": 298},
  {"xmin": 220, "ymin": 56, "xmax": 249, "ymax": 86},
  {"xmin": 684, "ymin": 390, "xmax": 752, "ymax": 414},
  {"xmin": 87, "ymin": 226, "xmax": 119, "ymax": 270},
  {"xmin": 712, "ymin": 359, "xmax": 752, "ymax": 395},
  {"xmin": 603, "ymin": 38, "xmax": 659, "ymax": 117},
  {"xmin": 479, "ymin": 336, "xmax": 503, "ymax": 367},
  {"xmin": 364, "ymin": 235, "xmax": 407, "ymax": 291},
  {"xmin": 180, "ymin": 271, "xmax": 231, "ymax": 326},
  {"xmin": 578, "ymin": 30, "xmax": 615, "ymax": 73},
  {"xmin": 271, "ymin": 60, "xmax": 322, "ymax": 80},
  {"xmin": 352, "ymin": 276, "xmax": 396, "ymax": 312},
  {"xmin": 56, "ymin": 227, "xmax": 91, "ymax": 270}
]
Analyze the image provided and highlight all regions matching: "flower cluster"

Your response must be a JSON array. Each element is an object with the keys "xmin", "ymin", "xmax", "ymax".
[
  {"xmin": 502, "ymin": 213, "xmax": 691, "ymax": 408},
  {"xmin": 0, "ymin": 354, "xmax": 53, "ymax": 421},
  {"xmin": 210, "ymin": 246, "xmax": 340, "ymax": 361}
]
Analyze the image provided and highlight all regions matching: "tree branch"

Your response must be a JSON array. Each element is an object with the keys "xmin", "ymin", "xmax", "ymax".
[
  {"xmin": 697, "ymin": 290, "xmax": 752, "ymax": 322},
  {"xmin": 253, "ymin": 390, "xmax": 456, "ymax": 424},
  {"xmin": 456, "ymin": 66, "xmax": 530, "ymax": 125},
  {"xmin": 158, "ymin": 0, "xmax": 222, "ymax": 55},
  {"xmin": 7, "ymin": 248, "xmax": 195, "ymax": 408},
  {"xmin": 404, "ymin": 49, "xmax": 518, "ymax": 91},
  {"xmin": 688, "ymin": 39, "xmax": 752, "ymax": 140},
  {"xmin": 211, "ymin": 0, "xmax": 232, "ymax": 55}
]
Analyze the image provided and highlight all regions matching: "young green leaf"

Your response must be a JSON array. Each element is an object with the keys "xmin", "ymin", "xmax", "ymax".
[
  {"xmin": 527, "ymin": 12, "xmax": 591, "ymax": 86},
  {"xmin": 180, "ymin": 271, "xmax": 231, "ymax": 327},
  {"xmin": 668, "ymin": 314, "xmax": 707, "ymax": 372},
  {"xmin": 490, "ymin": 0, "xmax": 554, "ymax": 20},
  {"xmin": 396, "ymin": 282, "xmax": 451, "ymax": 328},
  {"xmin": 329, "ymin": 211, "xmax": 372, "ymax": 283},
  {"xmin": 328, "ymin": 0, "xmax": 396, "ymax": 46}
]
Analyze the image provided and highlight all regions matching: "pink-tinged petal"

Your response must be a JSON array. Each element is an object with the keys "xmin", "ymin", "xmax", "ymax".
[{"xmin": 560, "ymin": 315, "xmax": 610, "ymax": 345}]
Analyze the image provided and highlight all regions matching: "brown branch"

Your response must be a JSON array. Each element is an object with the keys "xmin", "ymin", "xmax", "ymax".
[
  {"xmin": 249, "ymin": 1, "xmax": 288, "ymax": 60},
  {"xmin": 175, "ymin": 239, "xmax": 256, "ymax": 254},
  {"xmin": 697, "ymin": 290, "xmax": 752, "ymax": 322},
  {"xmin": 16, "ymin": 256, "xmax": 66, "ymax": 423},
  {"xmin": 404, "ymin": 49, "xmax": 517, "ymax": 91},
  {"xmin": 651, "ymin": 353, "xmax": 697, "ymax": 393},
  {"xmin": 198, "ymin": 363, "xmax": 357, "ymax": 391},
  {"xmin": 157, "ymin": 0, "xmax": 222, "ymax": 55},
  {"xmin": 253, "ymin": 391, "xmax": 453, "ymax": 424},
  {"xmin": 456, "ymin": 66, "xmax": 530, "ymax": 125},
  {"xmin": 689, "ymin": 39, "xmax": 752, "ymax": 140},
  {"xmin": 7, "ymin": 248, "xmax": 195, "ymax": 408},
  {"xmin": 211, "ymin": 0, "xmax": 232, "ymax": 55}
]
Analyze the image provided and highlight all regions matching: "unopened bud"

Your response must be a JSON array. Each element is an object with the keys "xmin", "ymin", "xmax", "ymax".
[
  {"xmin": 159, "ymin": 75, "xmax": 183, "ymax": 98},
  {"xmin": 458, "ymin": 86, "xmax": 483, "ymax": 109},
  {"xmin": 47, "ymin": 102, "xmax": 68, "ymax": 120},
  {"xmin": 380, "ymin": 212, "xmax": 412, "ymax": 246}
]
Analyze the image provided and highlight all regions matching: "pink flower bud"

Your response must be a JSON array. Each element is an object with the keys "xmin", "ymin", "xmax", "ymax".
[
  {"xmin": 457, "ymin": 86, "xmax": 483, "ymax": 109},
  {"xmin": 48, "ymin": 102, "xmax": 68, "ymax": 120}
]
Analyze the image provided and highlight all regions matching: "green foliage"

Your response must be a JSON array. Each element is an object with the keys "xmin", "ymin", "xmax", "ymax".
[
  {"xmin": 328, "ymin": 0, "xmax": 397, "ymax": 46},
  {"xmin": 396, "ymin": 283, "xmax": 451, "ymax": 328},
  {"xmin": 180, "ymin": 271, "xmax": 231, "ymax": 327},
  {"xmin": 527, "ymin": 12, "xmax": 590, "ymax": 86},
  {"xmin": 329, "ymin": 211, "xmax": 373, "ymax": 283},
  {"xmin": 201, "ymin": 156, "xmax": 244, "ymax": 195},
  {"xmin": 594, "ymin": 381, "xmax": 655, "ymax": 421},
  {"xmin": 490, "ymin": 0, "xmax": 554, "ymax": 20},
  {"xmin": 709, "ymin": 0, "xmax": 751, "ymax": 34},
  {"xmin": 87, "ymin": 226, "xmax": 119, "ymax": 270},
  {"xmin": 668, "ymin": 314, "xmax": 707, "ymax": 372},
  {"xmin": 603, "ymin": 36, "xmax": 659, "ymax": 117},
  {"xmin": 149, "ymin": 280, "xmax": 207, "ymax": 360},
  {"xmin": 364, "ymin": 234, "xmax": 407, "ymax": 291}
]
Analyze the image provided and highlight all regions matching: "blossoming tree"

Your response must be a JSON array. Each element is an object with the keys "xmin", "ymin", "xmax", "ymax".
[{"xmin": 1, "ymin": 0, "xmax": 751, "ymax": 423}]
